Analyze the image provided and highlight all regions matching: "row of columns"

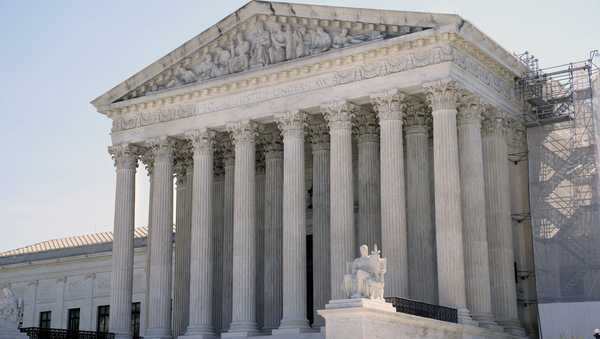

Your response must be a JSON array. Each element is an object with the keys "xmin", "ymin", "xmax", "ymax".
[{"xmin": 108, "ymin": 79, "xmax": 527, "ymax": 338}]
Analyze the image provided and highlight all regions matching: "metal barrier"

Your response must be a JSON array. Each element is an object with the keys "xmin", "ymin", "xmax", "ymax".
[
  {"xmin": 20, "ymin": 328, "xmax": 115, "ymax": 339},
  {"xmin": 385, "ymin": 297, "xmax": 458, "ymax": 323}
]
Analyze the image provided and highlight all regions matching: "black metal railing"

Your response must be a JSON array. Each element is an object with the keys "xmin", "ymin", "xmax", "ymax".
[
  {"xmin": 385, "ymin": 297, "xmax": 458, "ymax": 323},
  {"xmin": 20, "ymin": 328, "xmax": 115, "ymax": 339}
]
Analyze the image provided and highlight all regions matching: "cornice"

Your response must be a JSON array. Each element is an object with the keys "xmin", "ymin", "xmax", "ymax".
[{"xmin": 106, "ymin": 30, "xmax": 520, "ymax": 133}]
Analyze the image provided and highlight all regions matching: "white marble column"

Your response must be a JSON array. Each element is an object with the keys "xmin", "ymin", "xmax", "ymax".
[
  {"xmin": 322, "ymin": 101, "xmax": 356, "ymax": 300},
  {"xmin": 224, "ymin": 120, "xmax": 259, "ymax": 337},
  {"xmin": 482, "ymin": 110, "xmax": 526, "ymax": 336},
  {"xmin": 146, "ymin": 138, "xmax": 175, "ymax": 339},
  {"xmin": 173, "ymin": 143, "xmax": 193, "ymax": 338},
  {"xmin": 182, "ymin": 130, "xmax": 216, "ymax": 339},
  {"xmin": 370, "ymin": 90, "xmax": 409, "ymax": 298},
  {"xmin": 308, "ymin": 118, "xmax": 330, "ymax": 327},
  {"xmin": 141, "ymin": 150, "xmax": 155, "ymax": 335},
  {"xmin": 274, "ymin": 111, "xmax": 310, "ymax": 334},
  {"xmin": 354, "ymin": 109, "xmax": 381, "ymax": 249},
  {"xmin": 108, "ymin": 144, "xmax": 138, "ymax": 339},
  {"xmin": 221, "ymin": 137, "xmax": 235, "ymax": 333},
  {"xmin": 424, "ymin": 80, "xmax": 473, "ymax": 324},
  {"xmin": 255, "ymin": 148, "xmax": 265, "ymax": 332},
  {"xmin": 262, "ymin": 127, "xmax": 283, "ymax": 332},
  {"xmin": 211, "ymin": 152, "xmax": 225, "ymax": 333},
  {"xmin": 403, "ymin": 97, "xmax": 437, "ymax": 304},
  {"xmin": 457, "ymin": 96, "xmax": 499, "ymax": 329}
]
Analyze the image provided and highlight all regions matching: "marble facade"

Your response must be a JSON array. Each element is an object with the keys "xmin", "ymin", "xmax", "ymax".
[{"xmin": 91, "ymin": 1, "xmax": 535, "ymax": 338}]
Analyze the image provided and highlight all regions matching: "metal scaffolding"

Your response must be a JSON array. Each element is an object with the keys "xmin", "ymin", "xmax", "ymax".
[{"xmin": 519, "ymin": 51, "xmax": 600, "ymax": 303}]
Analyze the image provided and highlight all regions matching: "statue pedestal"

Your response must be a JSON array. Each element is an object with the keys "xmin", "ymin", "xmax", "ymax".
[
  {"xmin": 318, "ymin": 298, "xmax": 518, "ymax": 339},
  {"xmin": 0, "ymin": 321, "xmax": 27, "ymax": 339}
]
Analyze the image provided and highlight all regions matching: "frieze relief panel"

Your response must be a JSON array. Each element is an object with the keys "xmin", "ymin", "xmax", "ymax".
[
  {"xmin": 118, "ymin": 14, "xmax": 430, "ymax": 101},
  {"xmin": 111, "ymin": 42, "xmax": 517, "ymax": 133}
]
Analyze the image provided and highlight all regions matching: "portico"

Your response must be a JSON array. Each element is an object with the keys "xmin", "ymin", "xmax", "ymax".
[{"xmin": 95, "ymin": 2, "xmax": 530, "ymax": 338}]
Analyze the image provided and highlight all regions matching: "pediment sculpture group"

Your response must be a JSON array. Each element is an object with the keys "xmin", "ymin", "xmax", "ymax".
[
  {"xmin": 125, "ymin": 20, "xmax": 400, "ymax": 100},
  {"xmin": 343, "ymin": 244, "xmax": 387, "ymax": 301}
]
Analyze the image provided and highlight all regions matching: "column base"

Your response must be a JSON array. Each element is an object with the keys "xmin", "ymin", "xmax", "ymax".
[
  {"xmin": 222, "ymin": 321, "xmax": 259, "ymax": 338},
  {"xmin": 145, "ymin": 328, "xmax": 173, "ymax": 339},
  {"xmin": 457, "ymin": 307, "xmax": 478, "ymax": 326},
  {"xmin": 178, "ymin": 334, "xmax": 216, "ymax": 339},
  {"xmin": 472, "ymin": 312, "xmax": 503, "ymax": 332},
  {"xmin": 114, "ymin": 334, "xmax": 133, "ymax": 339},
  {"xmin": 498, "ymin": 319, "xmax": 527, "ymax": 337},
  {"xmin": 273, "ymin": 318, "xmax": 311, "ymax": 335},
  {"xmin": 179, "ymin": 326, "xmax": 217, "ymax": 339}
]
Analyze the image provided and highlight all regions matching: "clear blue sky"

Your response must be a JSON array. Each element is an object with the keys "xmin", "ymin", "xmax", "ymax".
[{"xmin": 0, "ymin": 0, "xmax": 598, "ymax": 252}]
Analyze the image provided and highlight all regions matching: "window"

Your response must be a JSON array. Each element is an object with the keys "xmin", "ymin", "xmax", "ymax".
[
  {"xmin": 67, "ymin": 308, "xmax": 80, "ymax": 331},
  {"xmin": 131, "ymin": 302, "xmax": 141, "ymax": 338},
  {"xmin": 39, "ymin": 311, "xmax": 51, "ymax": 329},
  {"xmin": 97, "ymin": 305, "xmax": 110, "ymax": 333}
]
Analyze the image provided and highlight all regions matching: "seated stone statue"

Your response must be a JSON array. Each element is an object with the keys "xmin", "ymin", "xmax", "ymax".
[
  {"xmin": 0, "ymin": 287, "xmax": 26, "ymax": 339},
  {"xmin": 343, "ymin": 244, "xmax": 386, "ymax": 301}
]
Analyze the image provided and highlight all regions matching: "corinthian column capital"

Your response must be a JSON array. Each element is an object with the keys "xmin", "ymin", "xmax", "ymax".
[
  {"xmin": 108, "ymin": 144, "xmax": 140, "ymax": 169},
  {"xmin": 147, "ymin": 137, "xmax": 175, "ymax": 163},
  {"xmin": 353, "ymin": 108, "xmax": 379, "ymax": 141},
  {"xmin": 370, "ymin": 88, "xmax": 405, "ymax": 121},
  {"xmin": 275, "ymin": 110, "xmax": 307, "ymax": 137},
  {"xmin": 403, "ymin": 96, "xmax": 431, "ymax": 129},
  {"xmin": 457, "ymin": 94, "xmax": 485, "ymax": 126},
  {"xmin": 186, "ymin": 129, "xmax": 216, "ymax": 155},
  {"xmin": 307, "ymin": 116, "xmax": 330, "ymax": 151},
  {"xmin": 321, "ymin": 100, "xmax": 357, "ymax": 130},
  {"xmin": 424, "ymin": 79, "xmax": 461, "ymax": 111},
  {"xmin": 226, "ymin": 120, "xmax": 258, "ymax": 145},
  {"xmin": 173, "ymin": 140, "xmax": 193, "ymax": 185},
  {"xmin": 482, "ymin": 108, "xmax": 510, "ymax": 137},
  {"xmin": 262, "ymin": 124, "xmax": 283, "ymax": 158}
]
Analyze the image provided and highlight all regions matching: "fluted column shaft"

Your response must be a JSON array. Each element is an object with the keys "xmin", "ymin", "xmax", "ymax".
[
  {"xmin": 255, "ymin": 168, "xmax": 265, "ymax": 331},
  {"xmin": 225, "ymin": 121, "xmax": 259, "ymax": 336},
  {"xmin": 274, "ymin": 111, "xmax": 310, "ymax": 333},
  {"xmin": 370, "ymin": 90, "xmax": 409, "ymax": 298},
  {"xmin": 457, "ymin": 100, "xmax": 498, "ymax": 329},
  {"xmin": 405, "ymin": 117, "xmax": 437, "ymax": 304},
  {"xmin": 355, "ymin": 110, "xmax": 381, "ymax": 249},
  {"xmin": 263, "ymin": 131, "xmax": 283, "ymax": 331},
  {"xmin": 309, "ymin": 121, "xmax": 330, "ymax": 327},
  {"xmin": 183, "ymin": 130, "xmax": 216, "ymax": 338},
  {"xmin": 141, "ymin": 153, "xmax": 155, "ymax": 335},
  {"xmin": 173, "ymin": 166, "xmax": 192, "ymax": 337},
  {"xmin": 425, "ymin": 81, "xmax": 472, "ymax": 323},
  {"xmin": 108, "ymin": 144, "xmax": 138, "ymax": 339},
  {"xmin": 483, "ymin": 112, "xmax": 525, "ymax": 336},
  {"xmin": 211, "ymin": 172, "xmax": 225, "ymax": 333},
  {"xmin": 323, "ymin": 102, "xmax": 355, "ymax": 300},
  {"xmin": 147, "ymin": 139, "xmax": 174, "ymax": 338},
  {"xmin": 221, "ymin": 149, "xmax": 235, "ymax": 332}
]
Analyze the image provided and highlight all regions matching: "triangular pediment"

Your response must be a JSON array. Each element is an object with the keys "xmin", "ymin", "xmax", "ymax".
[{"xmin": 92, "ymin": 1, "xmax": 462, "ymax": 110}]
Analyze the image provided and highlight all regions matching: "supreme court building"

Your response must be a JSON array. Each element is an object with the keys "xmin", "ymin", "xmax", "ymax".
[{"xmin": 11, "ymin": 1, "xmax": 600, "ymax": 338}]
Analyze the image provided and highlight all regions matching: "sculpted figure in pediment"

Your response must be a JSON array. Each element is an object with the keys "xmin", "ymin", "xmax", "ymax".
[
  {"xmin": 250, "ymin": 21, "xmax": 272, "ymax": 67},
  {"xmin": 167, "ymin": 60, "xmax": 197, "ymax": 88},
  {"xmin": 331, "ymin": 28, "xmax": 350, "ymax": 49},
  {"xmin": 213, "ymin": 44, "xmax": 232, "ymax": 77},
  {"xmin": 229, "ymin": 32, "xmax": 250, "ymax": 73},
  {"xmin": 269, "ymin": 23, "xmax": 287, "ymax": 64},
  {"xmin": 192, "ymin": 53, "xmax": 216, "ymax": 80},
  {"xmin": 309, "ymin": 27, "xmax": 332, "ymax": 55}
]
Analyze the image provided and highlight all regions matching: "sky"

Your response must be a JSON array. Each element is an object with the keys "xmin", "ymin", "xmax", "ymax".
[{"xmin": 0, "ymin": 0, "xmax": 598, "ymax": 252}]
